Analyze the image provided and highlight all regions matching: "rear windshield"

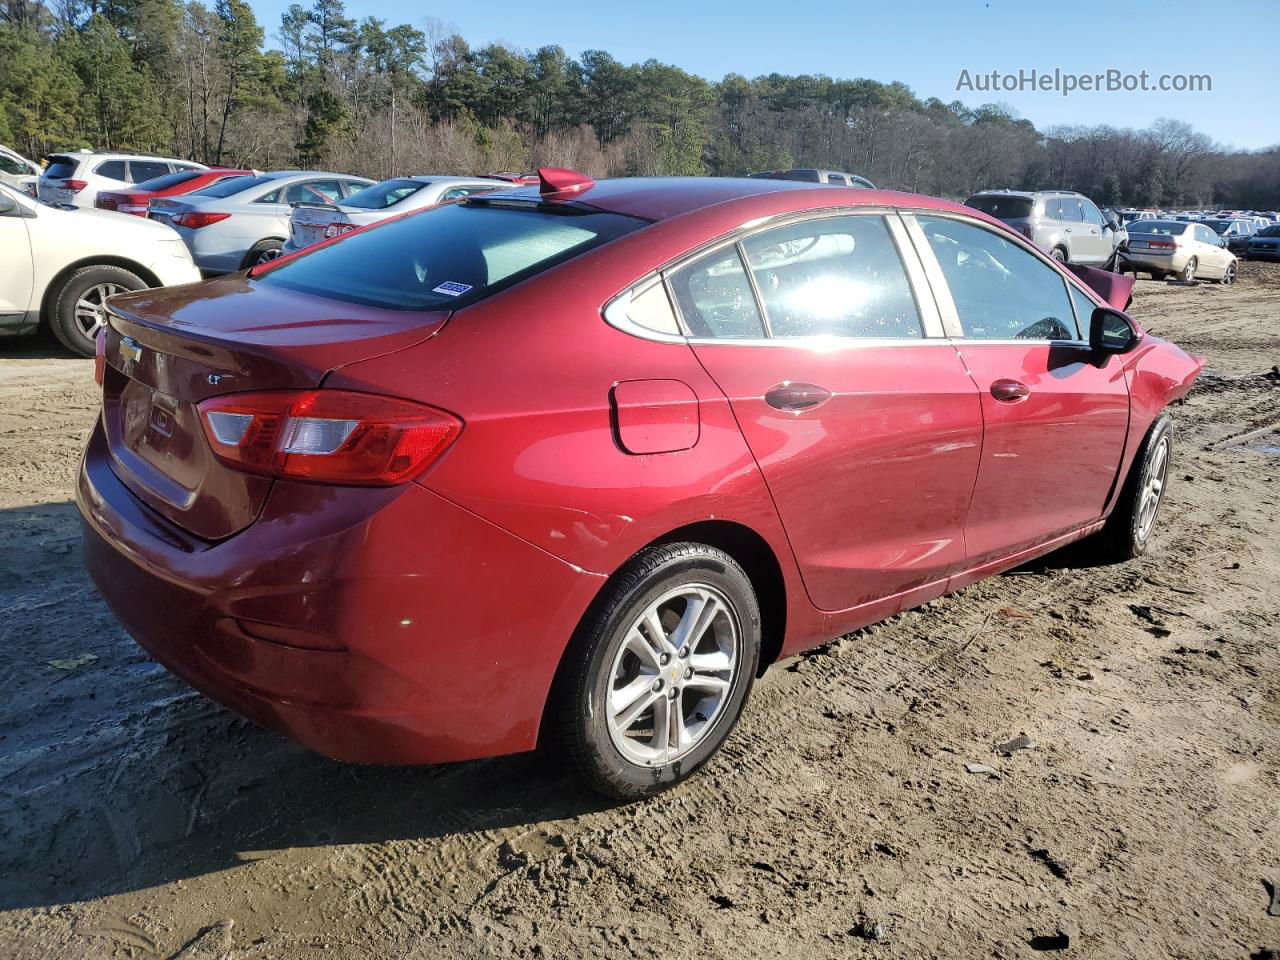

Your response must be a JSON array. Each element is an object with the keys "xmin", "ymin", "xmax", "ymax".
[
  {"xmin": 133, "ymin": 170, "xmax": 202, "ymax": 191},
  {"xmin": 195, "ymin": 174, "xmax": 273, "ymax": 198},
  {"xmin": 1126, "ymin": 220, "xmax": 1186, "ymax": 235},
  {"xmin": 965, "ymin": 195, "xmax": 1033, "ymax": 220},
  {"xmin": 344, "ymin": 179, "xmax": 429, "ymax": 209},
  {"xmin": 258, "ymin": 200, "xmax": 647, "ymax": 310},
  {"xmin": 45, "ymin": 156, "xmax": 79, "ymax": 179}
]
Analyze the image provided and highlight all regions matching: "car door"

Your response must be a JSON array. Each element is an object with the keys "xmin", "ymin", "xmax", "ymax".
[
  {"xmin": 1193, "ymin": 224, "xmax": 1228, "ymax": 277},
  {"xmin": 672, "ymin": 212, "xmax": 984, "ymax": 612},
  {"xmin": 1079, "ymin": 199, "xmax": 1114, "ymax": 263},
  {"xmin": 0, "ymin": 190, "xmax": 35, "ymax": 323},
  {"xmin": 906, "ymin": 213, "xmax": 1130, "ymax": 570}
]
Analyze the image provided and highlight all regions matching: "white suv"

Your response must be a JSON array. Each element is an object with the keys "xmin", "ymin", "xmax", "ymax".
[
  {"xmin": 0, "ymin": 182, "xmax": 202, "ymax": 356},
  {"xmin": 37, "ymin": 150, "xmax": 207, "ymax": 209}
]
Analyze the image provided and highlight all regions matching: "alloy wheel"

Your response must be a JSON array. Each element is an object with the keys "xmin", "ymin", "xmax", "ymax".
[
  {"xmin": 1221, "ymin": 262, "xmax": 1237, "ymax": 285},
  {"xmin": 1136, "ymin": 435, "xmax": 1169, "ymax": 541},
  {"xmin": 73, "ymin": 283, "xmax": 124, "ymax": 340},
  {"xmin": 605, "ymin": 584, "xmax": 740, "ymax": 766}
]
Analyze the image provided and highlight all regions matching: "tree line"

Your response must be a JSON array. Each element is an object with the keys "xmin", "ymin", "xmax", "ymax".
[{"xmin": 2, "ymin": 0, "xmax": 1277, "ymax": 207}]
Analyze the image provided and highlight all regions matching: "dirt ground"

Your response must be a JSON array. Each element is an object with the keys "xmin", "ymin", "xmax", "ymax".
[{"xmin": 0, "ymin": 263, "xmax": 1277, "ymax": 960}]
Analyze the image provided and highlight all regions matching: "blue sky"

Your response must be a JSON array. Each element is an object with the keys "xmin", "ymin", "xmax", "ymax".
[{"xmin": 254, "ymin": 0, "xmax": 1278, "ymax": 149}]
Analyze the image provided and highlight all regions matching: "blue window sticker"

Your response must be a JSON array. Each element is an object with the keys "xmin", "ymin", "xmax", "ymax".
[{"xmin": 432, "ymin": 281, "xmax": 473, "ymax": 297}]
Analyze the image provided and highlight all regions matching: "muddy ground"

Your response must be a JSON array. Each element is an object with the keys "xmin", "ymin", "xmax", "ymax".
[{"xmin": 0, "ymin": 264, "xmax": 1277, "ymax": 960}]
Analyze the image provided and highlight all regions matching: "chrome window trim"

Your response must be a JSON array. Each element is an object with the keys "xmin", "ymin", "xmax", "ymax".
[
  {"xmin": 683, "ymin": 336, "xmax": 962, "ymax": 350},
  {"xmin": 604, "ymin": 207, "xmax": 942, "ymax": 346},
  {"xmin": 902, "ymin": 210, "xmax": 1095, "ymax": 346}
]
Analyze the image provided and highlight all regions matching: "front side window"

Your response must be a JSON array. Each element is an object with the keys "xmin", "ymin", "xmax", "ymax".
[
  {"xmin": 259, "ymin": 200, "xmax": 645, "ymax": 311},
  {"xmin": 741, "ymin": 215, "xmax": 922, "ymax": 338},
  {"xmin": 0, "ymin": 153, "xmax": 26, "ymax": 175},
  {"xmin": 1066, "ymin": 284, "xmax": 1095, "ymax": 340},
  {"xmin": 94, "ymin": 159, "xmax": 127, "ymax": 180},
  {"xmin": 669, "ymin": 247, "xmax": 766, "ymax": 339},
  {"xmin": 129, "ymin": 160, "xmax": 171, "ymax": 183},
  {"xmin": 1057, "ymin": 198, "xmax": 1084, "ymax": 221},
  {"xmin": 1081, "ymin": 201, "xmax": 1106, "ymax": 226},
  {"xmin": 917, "ymin": 215, "xmax": 1076, "ymax": 341}
]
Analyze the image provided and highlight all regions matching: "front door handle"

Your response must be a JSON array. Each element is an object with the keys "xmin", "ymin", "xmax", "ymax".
[
  {"xmin": 765, "ymin": 381, "xmax": 832, "ymax": 412},
  {"xmin": 990, "ymin": 379, "xmax": 1030, "ymax": 402}
]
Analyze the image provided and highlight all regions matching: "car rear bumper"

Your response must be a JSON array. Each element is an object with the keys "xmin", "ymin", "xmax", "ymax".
[
  {"xmin": 1120, "ymin": 250, "xmax": 1186, "ymax": 272},
  {"xmin": 77, "ymin": 418, "xmax": 604, "ymax": 765}
]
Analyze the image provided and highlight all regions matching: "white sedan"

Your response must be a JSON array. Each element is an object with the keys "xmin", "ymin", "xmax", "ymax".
[
  {"xmin": 0, "ymin": 183, "xmax": 201, "ymax": 356},
  {"xmin": 282, "ymin": 176, "xmax": 512, "ymax": 254}
]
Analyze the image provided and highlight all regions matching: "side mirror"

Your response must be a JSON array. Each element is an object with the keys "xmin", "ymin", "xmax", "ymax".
[
  {"xmin": 1090, "ymin": 307, "xmax": 1141, "ymax": 355},
  {"xmin": 1105, "ymin": 214, "xmax": 1121, "ymax": 230}
]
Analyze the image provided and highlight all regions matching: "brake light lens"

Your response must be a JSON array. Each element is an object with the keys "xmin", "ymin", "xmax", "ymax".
[
  {"xmin": 1149, "ymin": 240, "xmax": 1175, "ymax": 250},
  {"xmin": 64, "ymin": 179, "xmax": 87, "ymax": 192},
  {"xmin": 323, "ymin": 222, "xmax": 357, "ymax": 238},
  {"xmin": 172, "ymin": 211, "xmax": 231, "ymax": 229},
  {"xmin": 197, "ymin": 390, "xmax": 461, "ymax": 485}
]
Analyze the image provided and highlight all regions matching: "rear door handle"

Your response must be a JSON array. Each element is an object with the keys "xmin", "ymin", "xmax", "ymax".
[
  {"xmin": 765, "ymin": 381, "xmax": 832, "ymax": 412},
  {"xmin": 990, "ymin": 379, "xmax": 1030, "ymax": 402}
]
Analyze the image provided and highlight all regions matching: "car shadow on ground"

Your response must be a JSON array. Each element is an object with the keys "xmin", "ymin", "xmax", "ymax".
[
  {"xmin": 0, "ymin": 500, "xmax": 614, "ymax": 911},
  {"xmin": 0, "ymin": 332, "xmax": 80, "ymax": 361}
]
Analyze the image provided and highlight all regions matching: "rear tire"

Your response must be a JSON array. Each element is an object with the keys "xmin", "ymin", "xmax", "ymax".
[
  {"xmin": 49, "ymin": 265, "xmax": 147, "ymax": 357},
  {"xmin": 243, "ymin": 239, "xmax": 283, "ymax": 269},
  {"xmin": 1148, "ymin": 268, "xmax": 1166, "ymax": 281},
  {"xmin": 1180, "ymin": 258, "xmax": 1198, "ymax": 282},
  {"xmin": 1084, "ymin": 415, "xmax": 1172, "ymax": 562},
  {"xmin": 552, "ymin": 542, "xmax": 761, "ymax": 800},
  {"xmin": 1050, "ymin": 247, "xmax": 1068, "ymax": 263}
]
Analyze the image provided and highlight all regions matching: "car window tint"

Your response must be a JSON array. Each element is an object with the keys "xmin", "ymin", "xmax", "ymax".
[
  {"xmin": 1058, "ymin": 198, "xmax": 1084, "ymax": 221},
  {"xmin": 199, "ymin": 174, "xmax": 273, "ymax": 199},
  {"xmin": 443, "ymin": 186, "xmax": 498, "ymax": 201},
  {"xmin": 134, "ymin": 171, "xmax": 201, "ymax": 191},
  {"xmin": 286, "ymin": 180, "xmax": 342, "ymax": 204},
  {"xmin": 825, "ymin": 173, "xmax": 847, "ymax": 185},
  {"xmin": 669, "ymin": 247, "xmax": 766, "ymax": 339},
  {"xmin": 129, "ymin": 160, "xmax": 171, "ymax": 183},
  {"xmin": 344, "ymin": 179, "xmax": 426, "ymax": 209},
  {"xmin": 44, "ymin": 157, "xmax": 79, "ymax": 179},
  {"xmin": 94, "ymin": 160, "xmax": 127, "ymax": 180},
  {"xmin": 1043, "ymin": 199, "xmax": 1062, "ymax": 219},
  {"xmin": 0, "ymin": 153, "xmax": 26, "ymax": 175},
  {"xmin": 966, "ymin": 195, "xmax": 1033, "ymax": 219},
  {"xmin": 740, "ymin": 215, "xmax": 922, "ymax": 338},
  {"xmin": 259, "ymin": 201, "xmax": 645, "ymax": 311},
  {"xmin": 917, "ymin": 215, "xmax": 1076, "ymax": 341}
]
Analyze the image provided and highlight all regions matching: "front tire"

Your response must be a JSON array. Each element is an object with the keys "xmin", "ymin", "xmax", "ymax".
[
  {"xmin": 1050, "ymin": 247, "xmax": 1068, "ymax": 263},
  {"xmin": 552, "ymin": 542, "xmax": 761, "ymax": 799},
  {"xmin": 49, "ymin": 265, "xmax": 147, "ymax": 357},
  {"xmin": 1086, "ymin": 415, "xmax": 1173, "ymax": 562},
  {"xmin": 1220, "ymin": 261, "xmax": 1237, "ymax": 285}
]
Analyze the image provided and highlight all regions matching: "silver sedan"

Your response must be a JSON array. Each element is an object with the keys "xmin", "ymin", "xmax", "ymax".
[
  {"xmin": 148, "ymin": 171, "xmax": 373, "ymax": 274},
  {"xmin": 282, "ymin": 176, "xmax": 514, "ymax": 254}
]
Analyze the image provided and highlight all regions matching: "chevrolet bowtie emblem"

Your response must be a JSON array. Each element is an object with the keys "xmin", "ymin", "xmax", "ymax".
[{"xmin": 119, "ymin": 337, "xmax": 143, "ymax": 364}]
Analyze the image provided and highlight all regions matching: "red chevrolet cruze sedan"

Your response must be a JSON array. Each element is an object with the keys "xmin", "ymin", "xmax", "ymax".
[{"xmin": 78, "ymin": 170, "xmax": 1202, "ymax": 798}]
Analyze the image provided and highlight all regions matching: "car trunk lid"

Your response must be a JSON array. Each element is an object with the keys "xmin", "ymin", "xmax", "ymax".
[{"xmin": 100, "ymin": 275, "xmax": 449, "ymax": 540}]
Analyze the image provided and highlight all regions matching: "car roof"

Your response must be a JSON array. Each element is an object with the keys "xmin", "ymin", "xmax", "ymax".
[
  {"xmin": 260, "ymin": 170, "xmax": 369, "ymax": 181},
  {"xmin": 493, "ymin": 176, "xmax": 970, "ymax": 223}
]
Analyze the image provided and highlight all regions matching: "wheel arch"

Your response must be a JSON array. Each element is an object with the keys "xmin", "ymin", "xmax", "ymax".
[
  {"xmin": 536, "ymin": 518, "xmax": 789, "ymax": 749},
  {"xmin": 39, "ymin": 257, "xmax": 161, "ymax": 324}
]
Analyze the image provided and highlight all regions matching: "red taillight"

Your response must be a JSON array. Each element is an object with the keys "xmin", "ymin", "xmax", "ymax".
[
  {"xmin": 94, "ymin": 329, "xmax": 106, "ymax": 386},
  {"xmin": 172, "ymin": 211, "xmax": 231, "ymax": 228},
  {"xmin": 1149, "ymin": 240, "xmax": 1175, "ymax": 250},
  {"xmin": 64, "ymin": 179, "xmax": 87, "ymax": 193},
  {"xmin": 197, "ymin": 390, "xmax": 461, "ymax": 486},
  {"xmin": 323, "ymin": 222, "xmax": 357, "ymax": 239}
]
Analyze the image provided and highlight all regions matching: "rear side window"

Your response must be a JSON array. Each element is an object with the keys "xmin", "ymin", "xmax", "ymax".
[
  {"xmin": 917, "ymin": 215, "xmax": 1076, "ymax": 341},
  {"xmin": 133, "ymin": 170, "xmax": 201, "ymax": 191},
  {"xmin": 344, "ymin": 179, "xmax": 427, "ymax": 209},
  {"xmin": 45, "ymin": 156, "xmax": 79, "ymax": 179},
  {"xmin": 669, "ymin": 247, "xmax": 766, "ymax": 339},
  {"xmin": 1057, "ymin": 198, "xmax": 1084, "ymax": 221},
  {"xmin": 129, "ymin": 160, "xmax": 171, "ymax": 182},
  {"xmin": 741, "ymin": 215, "xmax": 922, "ymax": 338},
  {"xmin": 285, "ymin": 180, "xmax": 342, "ymax": 204},
  {"xmin": 965, "ymin": 195, "xmax": 1033, "ymax": 220},
  {"xmin": 824, "ymin": 173, "xmax": 847, "ymax": 185},
  {"xmin": 94, "ymin": 160, "xmax": 127, "ymax": 180},
  {"xmin": 258, "ymin": 201, "xmax": 646, "ymax": 310}
]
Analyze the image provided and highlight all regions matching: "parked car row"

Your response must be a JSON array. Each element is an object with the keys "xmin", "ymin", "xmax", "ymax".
[{"xmin": 964, "ymin": 189, "xmax": 1126, "ymax": 269}]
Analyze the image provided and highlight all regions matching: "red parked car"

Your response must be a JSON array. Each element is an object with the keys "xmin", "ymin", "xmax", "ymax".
[
  {"xmin": 95, "ymin": 167, "xmax": 254, "ymax": 216},
  {"xmin": 78, "ymin": 170, "xmax": 1202, "ymax": 798}
]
